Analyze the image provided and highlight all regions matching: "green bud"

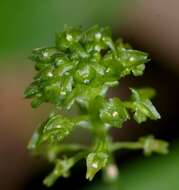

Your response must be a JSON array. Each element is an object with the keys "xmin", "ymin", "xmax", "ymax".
[
  {"xmin": 24, "ymin": 82, "xmax": 39, "ymax": 98},
  {"xmin": 28, "ymin": 113, "xmax": 75, "ymax": 149},
  {"xmin": 86, "ymin": 152, "xmax": 109, "ymax": 181},
  {"xmin": 74, "ymin": 63, "xmax": 95, "ymax": 84},
  {"xmin": 31, "ymin": 47, "xmax": 58, "ymax": 62},
  {"xmin": 117, "ymin": 49, "xmax": 148, "ymax": 77},
  {"xmin": 100, "ymin": 98, "xmax": 129, "ymax": 127},
  {"xmin": 132, "ymin": 64, "xmax": 145, "ymax": 76},
  {"xmin": 56, "ymin": 26, "xmax": 81, "ymax": 51},
  {"xmin": 31, "ymin": 96, "xmax": 43, "ymax": 108},
  {"xmin": 43, "ymin": 158, "xmax": 75, "ymax": 187},
  {"xmin": 128, "ymin": 88, "xmax": 161, "ymax": 123},
  {"xmin": 139, "ymin": 135, "xmax": 169, "ymax": 156}
]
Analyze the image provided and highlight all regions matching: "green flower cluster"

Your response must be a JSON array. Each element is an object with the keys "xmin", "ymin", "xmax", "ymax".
[
  {"xmin": 25, "ymin": 26, "xmax": 168, "ymax": 187},
  {"xmin": 25, "ymin": 25, "xmax": 148, "ymax": 109}
]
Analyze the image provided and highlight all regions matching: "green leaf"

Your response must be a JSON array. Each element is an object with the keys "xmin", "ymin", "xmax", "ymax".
[{"xmin": 139, "ymin": 135, "xmax": 169, "ymax": 156}]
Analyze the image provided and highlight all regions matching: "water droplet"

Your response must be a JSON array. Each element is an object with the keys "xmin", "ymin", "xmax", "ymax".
[
  {"xmin": 47, "ymin": 72, "xmax": 53, "ymax": 77},
  {"xmin": 43, "ymin": 52, "xmax": 49, "ymax": 57},
  {"xmin": 60, "ymin": 91, "xmax": 66, "ymax": 96},
  {"xmin": 95, "ymin": 32, "xmax": 102, "ymax": 40},
  {"xmin": 84, "ymin": 79, "xmax": 90, "ymax": 84},
  {"xmin": 66, "ymin": 34, "xmax": 73, "ymax": 41},
  {"xmin": 129, "ymin": 57, "xmax": 135, "ymax": 62},
  {"xmin": 92, "ymin": 163, "xmax": 98, "ymax": 169},
  {"xmin": 106, "ymin": 68, "xmax": 111, "ymax": 73},
  {"xmin": 94, "ymin": 45, "xmax": 101, "ymax": 51},
  {"xmin": 56, "ymin": 125, "xmax": 61, "ymax": 129},
  {"xmin": 112, "ymin": 111, "xmax": 118, "ymax": 117}
]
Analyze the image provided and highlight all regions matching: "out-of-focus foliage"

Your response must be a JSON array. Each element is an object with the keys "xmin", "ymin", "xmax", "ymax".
[
  {"xmin": 0, "ymin": 0, "xmax": 128, "ymax": 57},
  {"xmin": 25, "ymin": 26, "xmax": 168, "ymax": 187}
]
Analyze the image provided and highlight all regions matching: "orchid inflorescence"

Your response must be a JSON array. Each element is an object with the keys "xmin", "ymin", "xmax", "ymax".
[{"xmin": 25, "ymin": 25, "xmax": 169, "ymax": 187}]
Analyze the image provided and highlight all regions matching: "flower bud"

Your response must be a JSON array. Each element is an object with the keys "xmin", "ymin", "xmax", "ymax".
[
  {"xmin": 139, "ymin": 135, "xmax": 169, "ymax": 156},
  {"xmin": 86, "ymin": 152, "xmax": 108, "ymax": 181}
]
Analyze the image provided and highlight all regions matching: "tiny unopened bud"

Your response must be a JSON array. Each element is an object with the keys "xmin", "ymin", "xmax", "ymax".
[
  {"xmin": 86, "ymin": 152, "xmax": 108, "ymax": 181},
  {"xmin": 105, "ymin": 164, "xmax": 119, "ymax": 179}
]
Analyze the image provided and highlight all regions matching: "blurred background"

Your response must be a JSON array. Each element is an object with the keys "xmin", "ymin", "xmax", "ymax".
[{"xmin": 0, "ymin": 0, "xmax": 179, "ymax": 189}]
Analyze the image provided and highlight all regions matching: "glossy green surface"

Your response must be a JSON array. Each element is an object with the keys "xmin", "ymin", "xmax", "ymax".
[{"xmin": 25, "ymin": 26, "xmax": 168, "ymax": 187}]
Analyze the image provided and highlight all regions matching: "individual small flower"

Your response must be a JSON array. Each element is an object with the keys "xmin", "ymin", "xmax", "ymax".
[
  {"xmin": 86, "ymin": 152, "xmax": 109, "ymax": 181},
  {"xmin": 103, "ymin": 163, "xmax": 119, "ymax": 182},
  {"xmin": 43, "ymin": 158, "xmax": 75, "ymax": 187},
  {"xmin": 139, "ymin": 135, "xmax": 169, "ymax": 156}
]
